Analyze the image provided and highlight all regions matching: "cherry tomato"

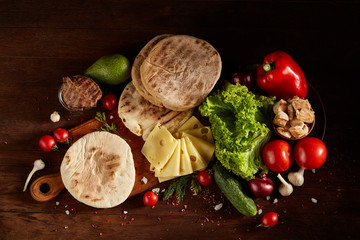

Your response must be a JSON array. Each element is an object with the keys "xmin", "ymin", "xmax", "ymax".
[
  {"xmin": 53, "ymin": 128, "xmax": 69, "ymax": 143},
  {"xmin": 102, "ymin": 93, "xmax": 118, "ymax": 110},
  {"xmin": 261, "ymin": 212, "xmax": 278, "ymax": 228},
  {"xmin": 294, "ymin": 137, "xmax": 327, "ymax": 169},
  {"xmin": 143, "ymin": 191, "xmax": 158, "ymax": 206},
  {"xmin": 198, "ymin": 170, "xmax": 213, "ymax": 186},
  {"xmin": 39, "ymin": 135, "xmax": 57, "ymax": 152},
  {"xmin": 262, "ymin": 140, "xmax": 293, "ymax": 173}
]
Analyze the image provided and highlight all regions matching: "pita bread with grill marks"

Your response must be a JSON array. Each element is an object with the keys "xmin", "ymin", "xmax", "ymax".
[
  {"xmin": 118, "ymin": 81, "xmax": 193, "ymax": 140},
  {"xmin": 131, "ymin": 34, "xmax": 172, "ymax": 107},
  {"xmin": 140, "ymin": 35, "xmax": 222, "ymax": 111},
  {"xmin": 60, "ymin": 131, "xmax": 135, "ymax": 208}
]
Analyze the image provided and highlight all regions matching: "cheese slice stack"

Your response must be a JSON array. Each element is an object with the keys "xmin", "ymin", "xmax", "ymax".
[{"xmin": 142, "ymin": 116, "xmax": 215, "ymax": 182}]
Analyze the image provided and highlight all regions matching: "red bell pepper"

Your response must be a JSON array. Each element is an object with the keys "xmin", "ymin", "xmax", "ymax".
[{"xmin": 256, "ymin": 51, "xmax": 307, "ymax": 99}]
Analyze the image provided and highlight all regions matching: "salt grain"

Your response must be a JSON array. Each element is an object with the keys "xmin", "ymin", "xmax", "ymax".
[
  {"xmin": 311, "ymin": 198, "xmax": 318, "ymax": 203},
  {"xmin": 109, "ymin": 115, "xmax": 114, "ymax": 120},
  {"xmin": 65, "ymin": 205, "xmax": 68, "ymax": 208},
  {"xmin": 273, "ymin": 198, "xmax": 278, "ymax": 204},
  {"xmin": 141, "ymin": 176, "xmax": 148, "ymax": 184},
  {"xmin": 55, "ymin": 202, "xmax": 60, "ymax": 206},
  {"xmin": 266, "ymin": 196, "xmax": 271, "ymax": 201},
  {"xmin": 161, "ymin": 189, "xmax": 165, "ymax": 193},
  {"xmin": 214, "ymin": 203, "xmax": 223, "ymax": 211},
  {"xmin": 123, "ymin": 210, "xmax": 128, "ymax": 214},
  {"xmin": 311, "ymin": 169, "xmax": 316, "ymax": 173},
  {"xmin": 258, "ymin": 209, "xmax": 263, "ymax": 215},
  {"xmin": 65, "ymin": 210, "xmax": 70, "ymax": 215}
]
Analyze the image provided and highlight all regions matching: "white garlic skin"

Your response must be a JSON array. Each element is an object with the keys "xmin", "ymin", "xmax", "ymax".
[{"xmin": 50, "ymin": 111, "xmax": 60, "ymax": 122}]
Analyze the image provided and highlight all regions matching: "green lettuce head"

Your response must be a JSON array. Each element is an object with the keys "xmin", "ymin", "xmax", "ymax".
[{"xmin": 199, "ymin": 83, "xmax": 275, "ymax": 180}]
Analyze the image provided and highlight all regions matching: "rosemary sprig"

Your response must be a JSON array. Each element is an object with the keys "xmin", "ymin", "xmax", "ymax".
[
  {"xmin": 95, "ymin": 112, "xmax": 119, "ymax": 135},
  {"xmin": 163, "ymin": 175, "xmax": 192, "ymax": 202},
  {"xmin": 190, "ymin": 174, "xmax": 202, "ymax": 196}
]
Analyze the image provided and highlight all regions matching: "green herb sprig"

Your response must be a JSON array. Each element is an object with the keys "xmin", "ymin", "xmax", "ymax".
[
  {"xmin": 163, "ymin": 173, "xmax": 203, "ymax": 202},
  {"xmin": 95, "ymin": 112, "xmax": 119, "ymax": 134}
]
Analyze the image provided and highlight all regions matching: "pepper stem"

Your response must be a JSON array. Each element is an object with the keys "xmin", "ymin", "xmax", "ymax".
[{"xmin": 263, "ymin": 62, "xmax": 275, "ymax": 74}]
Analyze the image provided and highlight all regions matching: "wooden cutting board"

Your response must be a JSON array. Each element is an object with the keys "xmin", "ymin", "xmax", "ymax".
[{"xmin": 30, "ymin": 108, "xmax": 159, "ymax": 202}]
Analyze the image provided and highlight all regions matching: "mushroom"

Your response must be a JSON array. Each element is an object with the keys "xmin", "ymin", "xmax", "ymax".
[
  {"xmin": 277, "ymin": 173, "xmax": 293, "ymax": 197},
  {"xmin": 23, "ymin": 159, "xmax": 45, "ymax": 192},
  {"xmin": 288, "ymin": 167, "xmax": 305, "ymax": 186}
]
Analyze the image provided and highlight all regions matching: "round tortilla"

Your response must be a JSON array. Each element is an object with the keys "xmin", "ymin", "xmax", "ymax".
[
  {"xmin": 131, "ymin": 34, "xmax": 172, "ymax": 107},
  {"xmin": 60, "ymin": 131, "xmax": 135, "ymax": 208},
  {"xmin": 140, "ymin": 35, "xmax": 222, "ymax": 111},
  {"xmin": 118, "ymin": 81, "xmax": 193, "ymax": 140}
]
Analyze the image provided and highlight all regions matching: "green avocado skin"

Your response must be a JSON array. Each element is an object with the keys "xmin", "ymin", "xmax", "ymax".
[{"xmin": 213, "ymin": 161, "xmax": 257, "ymax": 216}]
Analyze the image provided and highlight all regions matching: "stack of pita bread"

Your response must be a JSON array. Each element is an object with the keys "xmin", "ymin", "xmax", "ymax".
[{"xmin": 118, "ymin": 34, "xmax": 222, "ymax": 140}]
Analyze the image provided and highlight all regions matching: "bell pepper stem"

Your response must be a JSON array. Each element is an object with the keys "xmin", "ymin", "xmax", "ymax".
[{"xmin": 263, "ymin": 62, "xmax": 275, "ymax": 74}]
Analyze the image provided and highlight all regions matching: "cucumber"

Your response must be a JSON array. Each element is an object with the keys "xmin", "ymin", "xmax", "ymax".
[{"xmin": 213, "ymin": 161, "xmax": 257, "ymax": 216}]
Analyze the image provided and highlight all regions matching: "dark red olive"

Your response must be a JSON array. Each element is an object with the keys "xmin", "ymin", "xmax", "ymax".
[{"xmin": 249, "ymin": 175, "xmax": 274, "ymax": 198}]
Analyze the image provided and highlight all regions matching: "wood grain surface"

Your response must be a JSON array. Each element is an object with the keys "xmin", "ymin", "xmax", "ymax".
[{"xmin": 0, "ymin": 1, "xmax": 359, "ymax": 239}]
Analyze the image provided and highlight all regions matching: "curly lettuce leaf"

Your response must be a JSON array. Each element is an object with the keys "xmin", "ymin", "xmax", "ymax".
[{"xmin": 199, "ymin": 83, "xmax": 275, "ymax": 180}]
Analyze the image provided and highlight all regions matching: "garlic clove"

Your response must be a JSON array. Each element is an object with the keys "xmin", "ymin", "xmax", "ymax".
[
  {"xmin": 23, "ymin": 159, "xmax": 45, "ymax": 192},
  {"xmin": 288, "ymin": 168, "xmax": 305, "ymax": 187},
  {"xmin": 277, "ymin": 173, "xmax": 293, "ymax": 197}
]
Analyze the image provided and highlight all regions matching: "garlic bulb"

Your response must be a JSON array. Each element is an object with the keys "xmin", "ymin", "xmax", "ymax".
[{"xmin": 23, "ymin": 159, "xmax": 45, "ymax": 192}]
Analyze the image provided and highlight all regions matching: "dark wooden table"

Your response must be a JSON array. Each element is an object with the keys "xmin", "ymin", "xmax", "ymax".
[{"xmin": 1, "ymin": 1, "xmax": 358, "ymax": 239}]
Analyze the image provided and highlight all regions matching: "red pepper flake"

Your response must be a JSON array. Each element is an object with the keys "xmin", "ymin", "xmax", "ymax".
[
  {"xmin": 330, "ymin": 172, "xmax": 333, "ymax": 175},
  {"xmin": 205, "ymin": 216, "xmax": 210, "ymax": 222},
  {"xmin": 210, "ymin": 220, "xmax": 214, "ymax": 224},
  {"xmin": 322, "ymin": 211, "xmax": 326, "ymax": 215},
  {"xmin": 337, "ymin": 188, "xmax": 342, "ymax": 192},
  {"xmin": 91, "ymin": 224, "xmax": 97, "ymax": 229},
  {"xmin": 184, "ymin": 204, "xmax": 187, "ymax": 209},
  {"xmin": 99, "ymin": 233, "xmax": 103, "ymax": 236},
  {"xmin": 157, "ymin": 217, "xmax": 161, "ymax": 221},
  {"xmin": 64, "ymin": 226, "xmax": 69, "ymax": 229},
  {"xmin": 94, "ymin": 211, "xmax": 98, "ymax": 214},
  {"xmin": 121, "ymin": 223, "xmax": 125, "ymax": 226},
  {"xmin": 131, "ymin": 218, "xmax": 134, "ymax": 221},
  {"xmin": 106, "ymin": 219, "xmax": 110, "ymax": 223},
  {"xmin": 52, "ymin": 229, "xmax": 58, "ymax": 232},
  {"xmin": 216, "ymin": 223, "xmax": 220, "ymax": 227},
  {"xmin": 41, "ymin": 123, "xmax": 45, "ymax": 126},
  {"xmin": 151, "ymin": 205, "xmax": 155, "ymax": 209},
  {"xmin": 194, "ymin": 209, "xmax": 197, "ymax": 213},
  {"xmin": 181, "ymin": 209, "xmax": 185, "ymax": 212},
  {"xmin": 319, "ymin": 178, "xmax": 322, "ymax": 182},
  {"xmin": 195, "ymin": 218, "xmax": 200, "ymax": 223},
  {"xmin": 169, "ymin": 211, "xmax": 173, "ymax": 214},
  {"xmin": 124, "ymin": 216, "xmax": 127, "ymax": 220}
]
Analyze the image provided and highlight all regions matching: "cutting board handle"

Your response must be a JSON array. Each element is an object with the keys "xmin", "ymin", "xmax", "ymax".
[{"xmin": 30, "ymin": 172, "xmax": 64, "ymax": 202}]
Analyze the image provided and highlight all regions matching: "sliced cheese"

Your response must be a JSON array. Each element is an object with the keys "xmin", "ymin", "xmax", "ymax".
[
  {"xmin": 179, "ymin": 138, "xmax": 193, "ymax": 176},
  {"xmin": 157, "ymin": 176, "xmax": 177, "ymax": 183},
  {"xmin": 184, "ymin": 136, "xmax": 208, "ymax": 171},
  {"xmin": 182, "ymin": 133, "xmax": 215, "ymax": 163},
  {"xmin": 178, "ymin": 126, "xmax": 214, "ymax": 143},
  {"xmin": 154, "ymin": 139, "xmax": 181, "ymax": 178},
  {"xmin": 177, "ymin": 116, "xmax": 204, "ymax": 133},
  {"xmin": 141, "ymin": 123, "xmax": 178, "ymax": 170}
]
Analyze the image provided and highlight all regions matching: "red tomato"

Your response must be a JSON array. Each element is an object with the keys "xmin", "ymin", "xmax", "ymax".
[
  {"xmin": 53, "ymin": 128, "xmax": 69, "ymax": 143},
  {"xmin": 102, "ymin": 93, "xmax": 118, "ymax": 110},
  {"xmin": 198, "ymin": 170, "xmax": 213, "ymax": 186},
  {"xmin": 39, "ymin": 135, "xmax": 57, "ymax": 152},
  {"xmin": 294, "ymin": 137, "xmax": 327, "ymax": 169},
  {"xmin": 262, "ymin": 140, "xmax": 293, "ymax": 173},
  {"xmin": 261, "ymin": 212, "xmax": 278, "ymax": 228},
  {"xmin": 143, "ymin": 191, "xmax": 158, "ymax": 206}
]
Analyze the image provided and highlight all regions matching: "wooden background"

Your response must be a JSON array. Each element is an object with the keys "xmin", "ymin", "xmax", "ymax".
[{"xmin": 0, "ymin": 0, "xmax": 359, "ymax": 239}]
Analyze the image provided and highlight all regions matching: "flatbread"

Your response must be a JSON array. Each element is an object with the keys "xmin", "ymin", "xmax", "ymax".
[
  {"xmin": 131, "ymin": 34, "xmax": 172, "ymax": 107},
  {"xmin": 118, "ymin": 81, "xmax": 193, "ymax": 140},
  {"xmin": 140, "ymin": 35, "xmax": 222, "ymax": 111},
  {"xmin": 60, "ymin": 131, "xmax": 135, "ymax": 208}
]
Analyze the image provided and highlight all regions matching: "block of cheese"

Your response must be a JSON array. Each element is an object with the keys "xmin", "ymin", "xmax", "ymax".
[
  {"xmin": 184, "ymin": 136, "xmax": 207, "ymax": 171},
  {"xmin": 154, "ymin": 139, "xmax": 181, "ymax": 178},
  {"xmin": 178, "ymin": 126, "xmax": 214, "ymax": 143},
  {"xmin": 141, "ymin": 123, "xmax": 178, "ymax": 170},
  {"xmin": 177, "ymin": 116, "xmax": 204, "ymax": 133},
  {"xmin": 182, "ymin": 133, "xmax": 215, "ymax": 163},
  {"xmin": 179, "ymin": 138, "xmax": 193, "ymax": 176}
]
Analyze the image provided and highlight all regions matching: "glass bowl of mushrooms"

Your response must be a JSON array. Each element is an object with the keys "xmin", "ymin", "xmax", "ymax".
[{"xmin": 272, "ymin": 96, "xmax": 315, "ymax": 140}]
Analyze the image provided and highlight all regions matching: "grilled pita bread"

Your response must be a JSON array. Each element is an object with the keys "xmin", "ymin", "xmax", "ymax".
[
  {"xmin": 118, "ymin": 81, "xmax": 193, "ymax": 140},
  {"xmin": 140, "ymin": 35, "xmax": 221, "ymax": 111},
  {"xmin": 60, "ymin": 131, "xmax": 135, "ymax": 208},
  {"xmin": 131, "ymin": 34, "xmax": 172, "ymax": 107}
]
